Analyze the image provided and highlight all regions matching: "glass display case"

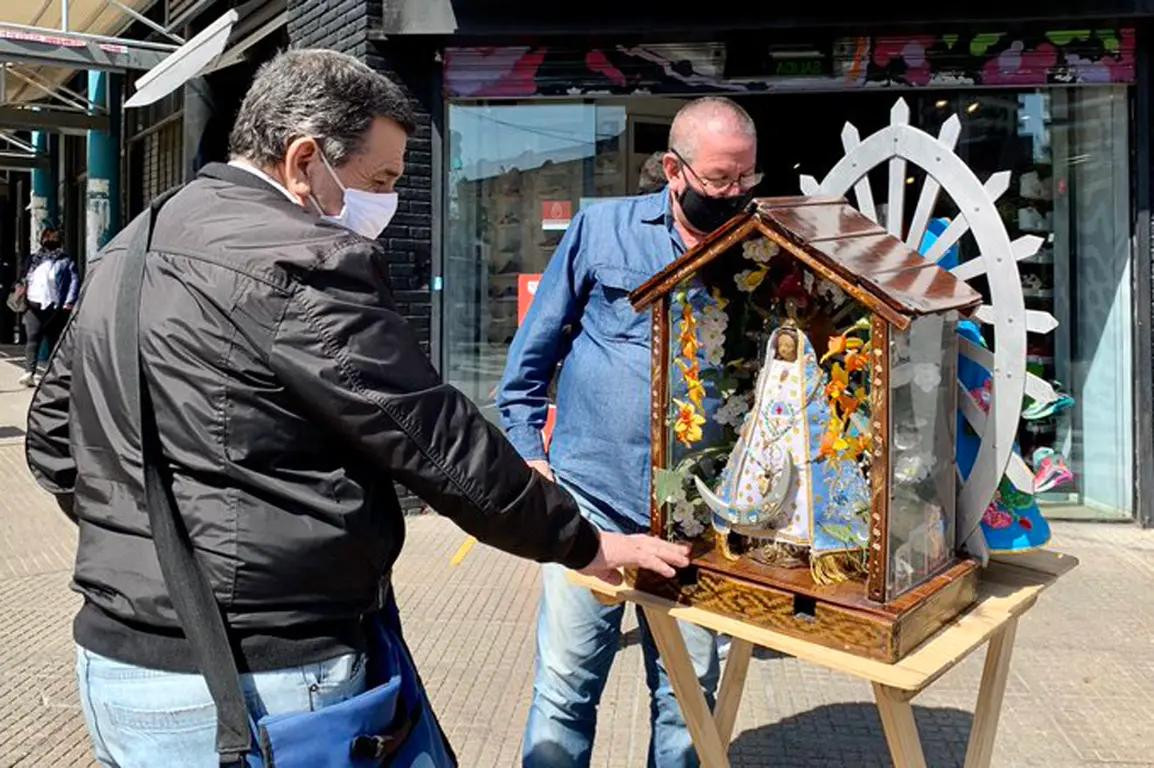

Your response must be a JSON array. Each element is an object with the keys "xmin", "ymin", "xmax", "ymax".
[{"xmin": 630, "ymin": 196, "xmax": 982, "ymax": 662}]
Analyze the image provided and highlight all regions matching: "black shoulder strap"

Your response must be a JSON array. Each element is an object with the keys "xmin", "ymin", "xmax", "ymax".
[{"xmin": 115, "ymin": 191, "xmax": 252, "ymax": 765}]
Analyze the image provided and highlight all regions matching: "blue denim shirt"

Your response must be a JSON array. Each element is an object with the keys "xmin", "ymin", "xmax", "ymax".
[{"xmin": 498, "ymin": 189, "xmax": 685, "ymax": 530}]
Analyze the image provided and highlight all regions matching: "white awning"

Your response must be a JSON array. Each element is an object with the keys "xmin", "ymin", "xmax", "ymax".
[{"xmin": 125, "ymin": 0, "xmax": 286, "ymax": 108}]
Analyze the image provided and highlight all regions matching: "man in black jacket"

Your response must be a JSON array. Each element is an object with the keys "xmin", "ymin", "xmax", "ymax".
[{"xmin": 25, "ymin": 49, "xmax": 686, "ymax": 767}]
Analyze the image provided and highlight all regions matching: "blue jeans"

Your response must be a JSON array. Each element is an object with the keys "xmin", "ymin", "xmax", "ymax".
[
  {"xmin": 75, "ymin": 645, "xmax": 367, "ymax": 768},
  {"xmin": 522, "ymin": 481, "xmax": 720, "ymax": 768}
]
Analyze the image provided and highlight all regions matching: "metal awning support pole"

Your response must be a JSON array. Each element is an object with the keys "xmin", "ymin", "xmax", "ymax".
[
  {"xmin": 61, "ymin": 0, "xmax": 68, "ymax": 32},
  {"xmin": 0, "ymin": 131, "xmax": 37, "ymax": 153},
  {"xmin": 86, "ymin": 70, "xmax": 120, "ymax": 255},
  {"xmin": 106, "ymin": 0, "xmax": 185, "ymax": 44},
  {"xmin": 30, "ymin": 130, "xmax": 54, "ymax": 249},
  {"xmin": 0, "ymin": 21, "xmax": 179, "ymax": 52},
  {"xmin": 5, "ymin": 66, "xmax": 97, "ymax": 112}
]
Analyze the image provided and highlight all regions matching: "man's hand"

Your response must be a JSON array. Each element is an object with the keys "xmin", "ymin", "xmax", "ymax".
[
  {"xmin": 578, "ymin": 532, "xmax": 691, "ymax": 586},
  {"xmin": 527, "ymin": 459, "xmax": 554, "ymax": 482}
]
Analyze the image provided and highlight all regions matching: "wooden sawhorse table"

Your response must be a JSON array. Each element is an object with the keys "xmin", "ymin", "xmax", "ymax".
[{"xmin": 569, "ymin": 550, "xmax": 1076, "ymax": 768}]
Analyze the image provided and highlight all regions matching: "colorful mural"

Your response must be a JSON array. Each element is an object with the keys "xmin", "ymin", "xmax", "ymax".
[{"xmin": 444, "ymin": 29, "xmax": 1135, "ymax": 98}]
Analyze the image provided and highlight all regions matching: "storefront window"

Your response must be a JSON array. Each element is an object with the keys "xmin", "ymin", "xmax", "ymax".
[
  {"xmin": 444, "ymin": 100, "xmax": 681, "ymax": 420},
  {"xmin": 912, "ymin": 87, "xmax": 1134, "ymax": 519},
  {"xmin": 443, "ymin": 86, "xmax": 1134, "ymax": 519}
]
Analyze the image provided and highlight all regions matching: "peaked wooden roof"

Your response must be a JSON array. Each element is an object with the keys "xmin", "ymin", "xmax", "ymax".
[{"xmin": 629, "ymin": 196, "xmax": 983, "ymax": 330}]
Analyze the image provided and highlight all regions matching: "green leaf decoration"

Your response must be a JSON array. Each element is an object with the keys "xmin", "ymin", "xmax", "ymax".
[{"xmin": 654, "ymin": 468, "xmax": 686, "ymax": 504}]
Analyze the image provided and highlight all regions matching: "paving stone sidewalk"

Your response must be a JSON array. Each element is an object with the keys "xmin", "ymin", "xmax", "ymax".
[{"xmin": 1, "ymin": 349, "xmax": 1152, "ymax": 767}]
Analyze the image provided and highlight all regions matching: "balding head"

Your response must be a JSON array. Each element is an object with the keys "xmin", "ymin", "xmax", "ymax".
[
  {"xmin": 668, "ymin": 97, "xmax": 756, "ymax": 163},
  {"xmin": 663, "ymin": 96, "xmax": 759, "ymax": 241}
]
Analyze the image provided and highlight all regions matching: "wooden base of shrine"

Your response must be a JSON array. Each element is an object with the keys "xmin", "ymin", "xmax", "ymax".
[{"xmin": 632, "ymin": 550, "xmax": 979, "ymax": 663}]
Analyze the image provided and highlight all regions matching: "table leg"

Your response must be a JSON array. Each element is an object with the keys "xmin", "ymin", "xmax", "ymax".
[
  {"xmin": 714, "ymin": 637, "xmax": 753, "ymax": 744},
  {"xmin": 872, "ymin": 683, "xmax": 928, "ymax": 768},
  {"xmin": 642, "ymin": 606, "xmax": 731, "ymax": 768},
  {"xmin": 963, "ymin": 617, "xmax": 1019, "ymax": 768}
]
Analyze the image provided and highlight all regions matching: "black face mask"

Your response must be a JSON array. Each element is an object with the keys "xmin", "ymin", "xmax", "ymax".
[{"xmin": 678, "ymin": 184, "xmax": 753, "ymax": 235}]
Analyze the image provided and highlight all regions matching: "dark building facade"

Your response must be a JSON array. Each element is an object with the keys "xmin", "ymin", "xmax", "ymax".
[
  {"xmin": 314, "ymin": 1, "xmax": 1154, "ymax": 527},
  {"xmin": 5, "ymin": 1, "xmax": 1152, "ymax": 524}
]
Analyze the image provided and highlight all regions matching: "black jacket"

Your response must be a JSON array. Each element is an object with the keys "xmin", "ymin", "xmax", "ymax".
[{"xmin": 25, "ymin": 163, "xmax": 598, "ymax": 672}]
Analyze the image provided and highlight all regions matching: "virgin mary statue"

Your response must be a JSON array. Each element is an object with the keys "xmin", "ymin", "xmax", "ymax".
[{"xmin": 697, "ymin": 324, "xmax": 870, "ymax": 579}]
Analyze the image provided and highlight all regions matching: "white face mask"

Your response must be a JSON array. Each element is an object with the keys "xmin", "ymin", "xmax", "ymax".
[{"xmin": 312, "ymin": 150, "xmax": 398, "ymax": 240}]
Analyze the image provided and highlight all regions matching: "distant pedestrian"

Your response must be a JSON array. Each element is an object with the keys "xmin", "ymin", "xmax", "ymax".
[
  {"xmin": 19, "ymin": 226, "xmax": 77, "ymax": 386},
  {"xmin": 638, "ymin": 150, "xmax": 667, "ymax": 193}
]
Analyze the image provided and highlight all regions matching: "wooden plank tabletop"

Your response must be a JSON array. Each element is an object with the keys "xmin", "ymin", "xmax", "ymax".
[{"xmin": 567, "ymin": 549, "xmax": 1077, "ymax": 693}]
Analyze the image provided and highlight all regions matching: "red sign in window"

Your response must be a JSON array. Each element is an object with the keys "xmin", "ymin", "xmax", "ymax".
[{"xmin": 541, "ymin": 200, "xmax": 573, "ymax": 231}]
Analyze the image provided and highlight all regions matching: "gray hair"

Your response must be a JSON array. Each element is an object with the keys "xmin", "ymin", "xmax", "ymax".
[
  {"xmin": 637, "ymin": 151, "xmax": 667, "ymax": 193},
  {"xmin": 229, "ymin": 49, "xmax": 416, "ymax": 167},
  {"xmin": 668, "ymin": 96, "xmax": 756, "ymax": 163}
]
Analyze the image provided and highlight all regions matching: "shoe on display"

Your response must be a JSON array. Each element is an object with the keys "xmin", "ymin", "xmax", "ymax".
[
  {"xmin": 1017, "ymin": 206, "xmax": 1046, "ymax": 232},
  {"xmin": 1019, "ymin": 171, "xmax": 1050, "ymax": 200},
  {"xmin": 1032, "ymin": 447, "xmax": 1074, "ymax": 493},
  {"xmin": 1022, "ymin": 392, "xmax": 1074, "ymax": 421}
]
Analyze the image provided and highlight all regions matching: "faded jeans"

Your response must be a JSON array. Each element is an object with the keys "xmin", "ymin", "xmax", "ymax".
[
  {"xmin": 75, "ymin": 645, "xmax": 367, "ymax": 767},
  {"xmin": 522, "ymin": 480, "xmax": 720, "ymax": 768}
]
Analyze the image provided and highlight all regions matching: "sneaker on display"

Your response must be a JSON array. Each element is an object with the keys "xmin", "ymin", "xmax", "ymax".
[{"xmin": 1019, "ymin": 171, "xmax": 1050, "ymax": 200}]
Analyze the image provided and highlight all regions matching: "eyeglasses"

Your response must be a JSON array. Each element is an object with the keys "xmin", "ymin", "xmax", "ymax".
[{"xmin": 670, "ymin": 148, "xmax": 763, "ymax": 195}]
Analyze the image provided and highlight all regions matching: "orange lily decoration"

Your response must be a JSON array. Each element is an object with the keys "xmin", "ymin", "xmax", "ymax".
[
  {"xmin": 821, "ymin": 333, "xmax": 865, "ymax": 364},
  {"xmin": 825, "ymin": 363, "xmax": 849, "ymax": 401},
  {"xmin": 819, "ymin": 429, "xmax": 837, "ymax": 459},
  {"xmin": 819, "ymin": 414, "xmax": 850, "ymax": 459},
  {"xmin": 673, "ymin": 399, "xmax": 706, "ymax": 446},
  {"xmin": 677, "ymin": 303, "xmax": 699, "ymax": 359},
  {"xmin": 680, "ymin": 334, "xmax": 699, "ymax": 360},
  {"xmin": 845, "ymin": 350, "xmax": 869, "ymax": 372},
  {"xmin": 677, "ymin": 359, "xmax": 706, "ymax": 408},
  {"xmin": 822, "ymin": 334, "xmax": 847, "ymax": 364}
]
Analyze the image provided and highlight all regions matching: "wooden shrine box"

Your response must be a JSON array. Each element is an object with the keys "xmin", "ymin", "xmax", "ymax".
[{"xmin": 628, "ymin": 196, "xmax": 984, "ymax": 663}]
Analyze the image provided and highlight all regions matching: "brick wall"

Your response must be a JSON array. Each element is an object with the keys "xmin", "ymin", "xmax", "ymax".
[{"xmin": 288, "ymin": 1, "xmax": 438, "ymax": 513}]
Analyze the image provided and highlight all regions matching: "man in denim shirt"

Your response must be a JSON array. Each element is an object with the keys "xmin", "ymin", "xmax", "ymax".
[{"xmin": 499, "ymin": 97, "xmax": 761, "ymax": 768}]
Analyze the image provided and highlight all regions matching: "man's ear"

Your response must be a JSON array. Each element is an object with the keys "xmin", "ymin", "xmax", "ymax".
[
  {"xmin": 283, "ymin": 137, "xmax": 320, "ymax": 204},
  {"xmin": 662, "ymin": 152, "xmax": 682, "ymax": 192}
]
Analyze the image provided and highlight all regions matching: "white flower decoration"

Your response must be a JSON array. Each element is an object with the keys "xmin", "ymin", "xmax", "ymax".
[
  {"xmin": 672, "ymin": 499, "xmax": 705, "ymax": 538},
  {"xmin": 700, "ymin": 325, "xmax": 725, "ymax": 366},
  {"xmin": 894, "ymin": 453, "xmax": 933, "ymax": 484},
  {"xmin": 815, "ymin": 278, "xmax": 847, "ymax": 307},
  {"xmin": 742, "ymin": 237, "xmax": 779, "ymax": 264},
  {"xmin": 715, "ymin": 392, "xmax": 752, "ymax": 428},
  {"xmin": 701, "ymin": 303, "xmax": 728, "ymax": 332},
  {"xmin": 912, "ymin": 363, "xmax": 941, "ymax": 393}
]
